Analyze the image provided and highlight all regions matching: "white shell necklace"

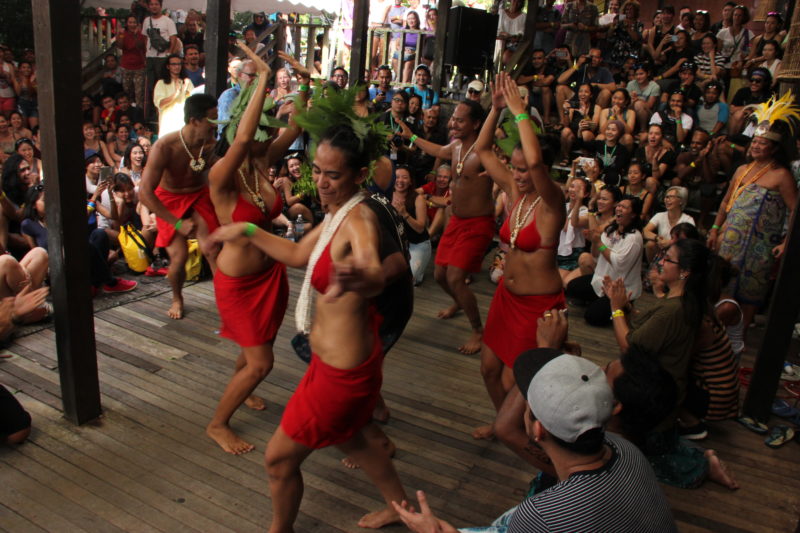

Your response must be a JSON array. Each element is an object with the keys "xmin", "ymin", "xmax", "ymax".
[
  {"xmin": 179, "ymin": 126, "xmax": 206, "ymax": 172},
  {"xmin": 510, "ymin": 194, "xmax": 541, "ymax": 249}
]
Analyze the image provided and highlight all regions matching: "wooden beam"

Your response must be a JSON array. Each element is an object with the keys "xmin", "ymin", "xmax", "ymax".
[
  {"xmin": 742, "ymin": 196, "xmax": 800, "ymax": 420},
  {"xmin": 432, "ymin": 0, "xmax": 452, "ymax": 92},
  {"xmin": 204, "ymin": 0, "xmax": 231, "ymax": 98},
  {"xmin": 349, "ymin": 0, "xmax": 370, "ymax": 84},
  {"xmin": 32, "ymin": 0, "xmax": 101, "ymax": 425}
]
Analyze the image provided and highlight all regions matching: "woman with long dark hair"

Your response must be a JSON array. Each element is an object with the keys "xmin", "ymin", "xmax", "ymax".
[
  {"xmin": 391, "ymin": 165, "xmax": 429, "ymax": 284},
  {"xmin": 559, "ymin": 83, "xmax": 601, "ymax": 165},
  {"xmin": 566, "ymin": 194, "xmax": 643, "ymax": 326},
  {"xmin": 153, "ymin": 53, "xmax": 194, "ymax": 137}
]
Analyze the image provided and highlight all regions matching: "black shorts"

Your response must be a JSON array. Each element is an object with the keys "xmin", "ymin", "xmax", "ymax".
[{"xmin": 0, "ymin": 384, "xmax": 31, "ymax": 437}]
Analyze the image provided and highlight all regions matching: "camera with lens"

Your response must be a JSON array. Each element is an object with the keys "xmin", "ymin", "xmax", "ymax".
[{"xmin": 391, "ymin": 134, "xmax": 405, "ymax": 147}]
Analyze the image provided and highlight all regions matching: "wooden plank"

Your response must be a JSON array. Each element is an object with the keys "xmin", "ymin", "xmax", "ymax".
[
  {"xmin": 0, "ymin": 501, "xmax": 48, "ymax": 533},
  {"xmin": 349, "ymin": 0, "xmax": 370, "ymax": 86},
  {"xmin": 32, "ymin": 0, "xmax": 101, "ymax": 424},
  {"xmin": 432, "ymin": 0, "xmax": 452, "ymax": 93},
  {"xmin": 204, "ymin": 0, "xmax": 231, "ymax": 98}
]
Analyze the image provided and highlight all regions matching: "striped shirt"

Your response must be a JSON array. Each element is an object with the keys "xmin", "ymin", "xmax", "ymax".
[{"xmin": 508, "ymin": 434, "xmax": 677, "ymax": 533}]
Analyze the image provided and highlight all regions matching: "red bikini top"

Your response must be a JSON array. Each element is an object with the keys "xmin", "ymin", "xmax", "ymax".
[
  {"xmin": 498, "ymin": 197, "xmax": 557, "ymax": 252},
  {"xmin": 231, "ymin": 186, "xmax": 283, "ymax": 226},
  {"xmin": 311, "ymin": 241, "xmax": 333, "ymax": 294}
]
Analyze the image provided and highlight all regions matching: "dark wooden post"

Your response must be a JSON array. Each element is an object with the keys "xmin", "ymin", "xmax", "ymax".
[
  {"xmin": 32, "ymin": 0, "xmax": 101, "ymax": 425},
  {"xmin": 432, "ymin": 0, "xmax": 452, "ymax": 92},
  {"xmin": 350, "ymin": 0, "xmax": 371, "ymax": 84},
  {"xmin": 742, "ymin": 172, "xmax": 800, "ymax": 420},
  {"xmin": 205, "ymin": 0, "xmax": 231, "ymax": 98}
]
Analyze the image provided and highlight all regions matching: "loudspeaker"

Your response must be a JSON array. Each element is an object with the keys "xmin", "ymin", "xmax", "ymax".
[{"xmin": 444, "ymin": 6, "xmax": 499, "ymax": 73}]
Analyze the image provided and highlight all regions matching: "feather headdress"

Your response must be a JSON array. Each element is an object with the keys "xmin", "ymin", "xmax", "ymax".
[{"xmin": 748, "ymin": 91, "xmax": 800, "ymax": 143}]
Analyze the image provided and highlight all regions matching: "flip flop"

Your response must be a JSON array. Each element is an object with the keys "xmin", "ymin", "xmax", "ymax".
[
  {"xmin": 765, "ymin": 425, "xmax": 795, "ymax": 449},
  {"xmin": 785, "ymin": 382, "xmax": 800, "ymax": 399},
  {"xmin": 772, "ymin": 399, "xmax": 800, "ymax": 425},
  {"xmin": 737, "ymin": 415, "xmax": 768, "ymax": 434}
]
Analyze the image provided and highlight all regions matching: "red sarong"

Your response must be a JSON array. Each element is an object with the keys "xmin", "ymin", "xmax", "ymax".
[
  {"xmin": 281, "ymin": 312, "xmax": 384, "ymax": 449},
  {"xmin": 435, "ymin": 214, "xmax": 495, "ymax": 273},
  {"xmin": 213, "ymin": 262, "xmax": 289, "ymax": 347},
  {"xmin": 154, "ymin": 185, "xmax": 220, "ymax": 247},
  {"xmin": 483, "ymin": 278, "xmax": 566, "ymax": 368}
]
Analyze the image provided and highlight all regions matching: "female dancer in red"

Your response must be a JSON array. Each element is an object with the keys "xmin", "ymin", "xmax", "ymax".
[
  {"xmin": 212, "ymin": 108, "xmax": 407, "ymax": 529},
  {"xmin": 206, "ymin": 45, "xmax": 309, "ymax": 455},
  {"xmin": 473, "ymin": 74, "xmax": 567, "ymax": 462}
]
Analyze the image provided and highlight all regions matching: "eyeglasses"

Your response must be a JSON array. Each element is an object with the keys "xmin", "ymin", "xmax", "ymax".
[
  {"xmin": 660, "ymin": 256, "xmax": 680, "ymax": 265},
  {"xmin": 750, "ymin": 77, "xmax": 765, "ymax": 83},
  {"xmin": 664, "ymin": 194, "xmax": 680, "ymax": 199},
  {"xmin": 467, "ymin": 88, "xmax": 480, "ymax": 94},
  {"xmin": 168, "ymin": 62, "xmax": 183, "ymax": 66},
  {"xmin": 392, "ymin": 97, "xmax": 405, "ymax": 102}
]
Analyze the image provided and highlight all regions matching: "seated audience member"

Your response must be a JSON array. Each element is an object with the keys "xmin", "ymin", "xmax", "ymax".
[
  {"xmin": 20, "ymin": 186, "xmax": 137, "ymax": 296},
  {"xmin": 649, "ymin": 91, "xmax": 693, "ymax": 147},
  {"xmin": 405, "ymin": 64, "xmax": 438, "ymax": 109},
  {"xmin": 0, "ymin": 154, "xmax": 35, "ymax": 253},
  {"xmin": 407, "ymin": 93, "xmax": 424, "ymax": 125},
  {"xmin": 368, "ymin": 65, "xmax": 396, "ymax": 113},
  {"xmin": 596, "ymin": 88, "xmax": 635, "ymax": 151},
  {"xmin": 679, "ymin": 256, "xmax": 740, "ymax": 441},
  {"xmin": 81, "ymin": 94, "xmax": 101, "ymax": 125},
  {"xmin": 330, "ymin": 65, "xmax": 349, "ymax": 89},
  {"xmin": 392, "ymin": 166, "xmax": 430, "ymax": 285},
  {"xmin": 695, "ymin": 82, "xmax": 728, "ymax": 138},
  {"xmin": 559, "ymin": 83, "xmax": 601, "ymax": 165},
  {"xmin": 109, "ymin": 124, "xmax": 131, "ymax": 167},
  {"xmin": 621, "ymin": 161, "xmax": 655, "ymax": 221},
  {"xmin": 100, "ymin": 53, "xmax": 124, "ymax": 99},
  {"xmin": 728, "ymin": 67, "xmax": 772, "ymax": 136},
  {"xmin": 273, "ymin": 153, "xmax": 316, "ymax": 227},
  {"xmin": 642, "ymin": 186, "xmax": 695, "ymax": 263},
  {"xmin": 747, "ymin": 12, "xmax": 786, "ymax": 64},
  {"xmin": 120, "ymin": 141, "xmax": 147, "ymax": 185},
  {"xmin": 716, "ymin": 5, "xmax": 754, "ymax": 78},
  {"xmin": 241, "ymin": 28, "xmax": 265, "ymax": 58},
  {"xmin": 661, "ymin": 62, "xmax": 701, "ymax": 113},
  {"xmin": 627, "ymin": 63, "xmax": 660, "ymax": 135},
  {"xmin": 13, "ymin": 138, "xmax": 42, "ymax": 183},
  {"xmin": 0, "ymin": 115, "xmax": 16, "ymax": 166},
  {"xmin": 749, "ymin": 40, "xmax": 782, "ymax": 88},
  {"xmin": 416, "ymin": 163, "xmax": 451, "ymax": 239},
  {"xmin": 566, "ymin": 193, "xmax": 642, "ymax": 327},
  {"xmin": 394, "ymin": 348, "xmax": 677, "ymax": 532},
  {"xmin": 643, "ymin": 6, "xmax": 676, "ymax": 61},
  {"xmin": 653, "ymin": 30, "xmax": 694, "ymax": 91},
  {"xmin": 694, "ymin": 34, "xmax": 727, "ymax": 85},
  {"xmin": 558, "ymin": 177, "xmax": 590, "ymax": 282},
  {"xmin": 588, "ymin": 120, "xmax": 630, "ymax": 182},
  {"xmin": 690, "ymin": 10, "xmax": 712, "ymax": 50},
  {"xmin": 116, "ymin": 93, "xmax": 145, "ymax": 126},
  {"xmin": 497, "ymin": 0, "xmax": 525, "ymax": 67},
  {"xmin": 635, "ymin": 123, "xmax": 678, "ymax": 191},
  {"xmin": 83, "ymin": 122, "xmax": 114, "ymax": 166},
  {"xmin": 0, "ymin": 246, "xmax": 49, "ymax": 337},
  {"xmin": 408, "ymin": 107, "xmax": 447, "ymax": 186},
  {"xmin": 9, "ymin": 112, "xmax": 32, "ymax": 141},
  {"xmin": 517, "ymin": 49, "xmax": 557, "ymax": 125},
  {"xmin": 0, "ymin": 384, "xmax": 33, "ymax": 445},
  {"xmin": 556, "ymin": 48, "xmax": 615, "ymax": 110},
  {"xmin": 99, "ymin": 94, "xmax": 120, "ymax": 133}
]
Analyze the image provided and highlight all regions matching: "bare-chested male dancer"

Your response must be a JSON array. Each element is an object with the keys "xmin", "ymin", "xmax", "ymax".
[
  {"xmin": 399, "ymin": 100, "xmax": 493, "ymax": 354},
  {"xmin": 140, "ymin": 94, "xmax": 220, "ymax": 319}
]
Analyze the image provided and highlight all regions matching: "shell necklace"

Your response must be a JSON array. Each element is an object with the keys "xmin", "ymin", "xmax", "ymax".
[
  {"xmin": 455, "ymin": 139, "xmax": 477, "ymax": 177},
  {"xmin": 238, "ymin": 167, "xmax": 267, "ymax": 215},
  {"xmin": 179, "ymin": 126, "xmax": 206, "ymax": 172},
  {"xmin": 510, "ymin": 194, "xmax": 541, "ymax": 249}
]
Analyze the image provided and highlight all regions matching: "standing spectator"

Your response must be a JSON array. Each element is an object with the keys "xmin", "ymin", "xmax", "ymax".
[
  {"xmin": 241, "ymin": 28, "xmax": 265, "ymax": 58},
  {"xmin": 420, "ymin": 8, "xmax": 437, "ymax": 68},
  {"xmin": 12, "ymin": 61, "xmax": 37, "ymax": 130},
  {"xmin": 81, "ymin": 94, "xmax": 101, "ymax": 125},
  {"xmin": 561, "ymin": 0, "xmax": 600, "ymax": 57},
  {"xmin": 398, "ymin": 11, "xmax": 422, "ymax": 82},
  {"xmin": 608, "ymin": 0, "xmax": 643, "ymax": 71},
  {"xmin": 387, "ymin": 0, "xmax": 407, "ymax": 76},
  {"xmin": 331, "ymin": 66, "xmax": 348, "ymax": 89},
  {"xmin": 183, "ymin": 44, "xmax": 204, "ymax": 87},
  {"xmin": 518, "ymin": 49, "xmax": 557, "ymax": 126},
  {"xmin": 244, "ymin": 12, "xmax": 271, "ymax": 45},
  {"xmin": 153, "ymin": 54, "xmax": 193, "ymax": 137},
  {"xmin": 709, "ymin": 2, "xmax": 735, "ymax": 36},
  {"xmin": 748, "ymin": 13, "xmax": 786, "ymax": 62},
  {"xmin": 179, "ymin": 13, "xmax": 204, "ymax": 53},
  {"xmin": 644, "ymin": 6, "xmax": 676, "ymax": 61},
  {"xmin": 143, "ymin": 0, "xmax": 179, "ymax": 121},
  {"xmin": 405, "ymin": 64, "xmax": 438, "ymax": 109},
  {"xmin": 653, "ymin": 30, "xmax": 695, "ymax": 92},
  {"xmin": 496, "ymin": 0, "xmax": 525, "ymax": 67},
  {"xmin": 533, "ymin": 0, "xmax": 561, "ymax": 53},
  {"xmin": 368, "ymin": 65, "xmax": 395, "ymax": 113},
  {"xmin": 716, "ymin": 4, "xmax": 754, "ymax": 99},
  {"xmin": 116, "ymin": 15, "xmax": 147, "ymax": 107}
]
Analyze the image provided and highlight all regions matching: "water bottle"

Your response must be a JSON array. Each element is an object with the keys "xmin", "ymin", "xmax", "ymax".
[
  {"xmin": 294, "ymin": 215, "xmax": 305, "ymax": 241},
  {"xmin": 285, "ymin": 225, "xmax": 295, "ymax": 241}
]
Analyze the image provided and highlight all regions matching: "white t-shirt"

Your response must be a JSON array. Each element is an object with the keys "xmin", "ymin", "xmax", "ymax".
[
  {"xmin": 648, "ymin": 211, "xmax": 695, "ymax": 240},
  {"xmin": 143, "ymin": 15, "xmax": 177, "ymax": 58},
  {"xmin": 591, "ymin": 230, "xmax": 643, "ymax": 300},
  {"xmin": 649, "ymin": 111, "xmax": 693, "ymax": 132},
  {"xmin": 716, "ymin": 27, "xmax": 754, "ymax": 67},
  {"xmin": 498, "ymin": 10, "xmax": 526, "ymax": 37},
  {"xmin": 558, "ymin": 204, "xmax": 588, "ymax": 256}
]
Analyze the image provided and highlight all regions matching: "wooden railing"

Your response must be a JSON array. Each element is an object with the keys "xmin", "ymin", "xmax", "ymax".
[
  {"xmin": 367, "ymin": 27, "xmax": 435, "ymax": 83},
  {"xmin": 255, "ymin": 21, "xmax": 331, "ymax": 77},
  {"xmin": 81, "ymin": 15, "xmax": 124, "ymax": 67}
]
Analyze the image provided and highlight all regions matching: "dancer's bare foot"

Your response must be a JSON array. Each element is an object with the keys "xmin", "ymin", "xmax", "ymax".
[
  {"xmin": 357, "ymin": 507, "xmax": 401, "ymax": 529},
  {"xmin": 471, "ymin": 423, "xmax": 495, "ymax": 440},
  {"xmin": 437, "ymin": 303, "xmax": 460, "ymax": 319},
  {"xmin": 705, "ymin": 449, "xmax": 739, "ymax": 490},
  {"xmin": 206, "ymin": 423, "xmax": 255, "ymax": 455},
  {"xmin": 244, "ymin": 395, "xmax": 266, "ymax": 410},
  {"xmin": 167, "ymin": 297, "xmax": 184, "ymax": 319},
  {"xmin": 342, "ymin": 439, "xmax": 397, "ymax": 469},
  {"xmin": 458, "ymin": 330, "xmax": 482, "ymax": 354}
]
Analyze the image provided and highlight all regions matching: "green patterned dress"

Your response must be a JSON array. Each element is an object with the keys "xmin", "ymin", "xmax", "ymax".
[{"xmin": 718, "ymin": 184, "xmax": 787, "ymax": 306}]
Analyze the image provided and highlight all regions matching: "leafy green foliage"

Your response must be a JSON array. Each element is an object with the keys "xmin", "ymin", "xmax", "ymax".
[
  {"xmin": 496, "ymin": 117, "xmax": 521, "ymax": 157},
  {"xmin": 211, "ymin": 75, "xmax": 287, "ymax": 145},
  {"xmin": 292, "ymin": 162, "xmax": 317, "ymax": 197}
]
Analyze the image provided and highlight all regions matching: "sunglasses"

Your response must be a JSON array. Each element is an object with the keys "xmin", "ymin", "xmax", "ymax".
[
  {"xmin": 468, "ymin": 88, "xmax": 480, "ymax": 94},
  {"xmin": 750, "ymin": 77, "xmax": 765, "ymax": 83},
  {"xmin": 696, "ymin": 9, "xmax": 708, "ymax": 14}
]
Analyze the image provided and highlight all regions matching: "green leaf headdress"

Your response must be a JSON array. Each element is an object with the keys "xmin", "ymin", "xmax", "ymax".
[{"xmin": 211, "ymin": 75, "xmax": 288, "ymax": 146}]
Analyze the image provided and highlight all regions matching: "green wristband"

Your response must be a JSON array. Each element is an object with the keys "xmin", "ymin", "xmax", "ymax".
[
  {"xmin": 243, "ymin": 222, "xmax": 257, "ymax": 237},
  {"xmin": 730, "ymin": 143, "xmax": 736, "ymax": 149},
  {"xmin": 410, "ymin": 134, "xmax": 418, "ymax": 144},
  {"xmin": 514, "ymin": 113, "xmax": 530, "ymax": 123},
  {"xmin": 174, "ymin": 219, "xmax": 183, "ymax": 231},
  {"xmin": 598, "ymin": 244, "xmax": 608, "ymax": 252},
  {"xmin": 299, "ymin": 84, "xmax": 309, "ymax": 92},
  {"xmin": 711, "ymin": 224, "xmax": 720, "ymax": 230}
]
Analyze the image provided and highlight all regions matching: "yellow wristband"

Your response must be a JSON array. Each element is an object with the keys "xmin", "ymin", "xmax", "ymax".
[
  {"xmin": 690, "ymin": 161, "xmax": 696, "ymax": 168},
  {"xmin": 611, "ymin": 309, "xmax": 625, "ymax": 319}
]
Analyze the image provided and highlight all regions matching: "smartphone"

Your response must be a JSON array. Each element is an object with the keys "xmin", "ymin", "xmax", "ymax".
[
  {"xmin": 99, "ymin": 166, "xmax": 114, "ymax": 182},
  {"xmin": 671, "ymin": 35, "xmax": 679, "ymax": 43},
  {"xmin": 619, "ymin": 14, "xmax": 626, "ymax": 21},
  {"xmin": 556, "ymin": 50, "xmax": 567, "ymax": 60}
]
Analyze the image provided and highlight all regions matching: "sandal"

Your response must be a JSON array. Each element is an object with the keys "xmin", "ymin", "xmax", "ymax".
[
  {"xmin": 764, "ymin": 425, "xmax": 795, "ymax": 449},
  {"xmin": 772, "ymin": 399, "xmax": 800, "ymax": 425},
  {"xmin": 737, "ymin": 415, "xmax": 769, "ymax": 434}
]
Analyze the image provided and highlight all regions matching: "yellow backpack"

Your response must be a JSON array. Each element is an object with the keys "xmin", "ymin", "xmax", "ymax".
[
  {"xmin": 118, "ymin": 224, "xmax": 153, "ymax": 273},
  {"xmin": 185, "ymin": 238, "xmax": 203, "ymax": 281}
]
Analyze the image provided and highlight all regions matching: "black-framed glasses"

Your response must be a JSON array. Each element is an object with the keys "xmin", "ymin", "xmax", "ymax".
[
  {"xmin": 660, "ymin": 256, "xmax": 680, "ymax": 265},
  {"xmin": 468, "ymin": 88, "xmax": 480, "ymax": 94},
  {"xmin": 750, "ymin": 77, "xmax": 765, "ymax": 83}
]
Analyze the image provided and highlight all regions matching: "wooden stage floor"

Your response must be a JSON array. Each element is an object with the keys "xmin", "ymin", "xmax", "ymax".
[{"xmin": 1, "ymin": 265, "xmax": 799, "ymax": 532}]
